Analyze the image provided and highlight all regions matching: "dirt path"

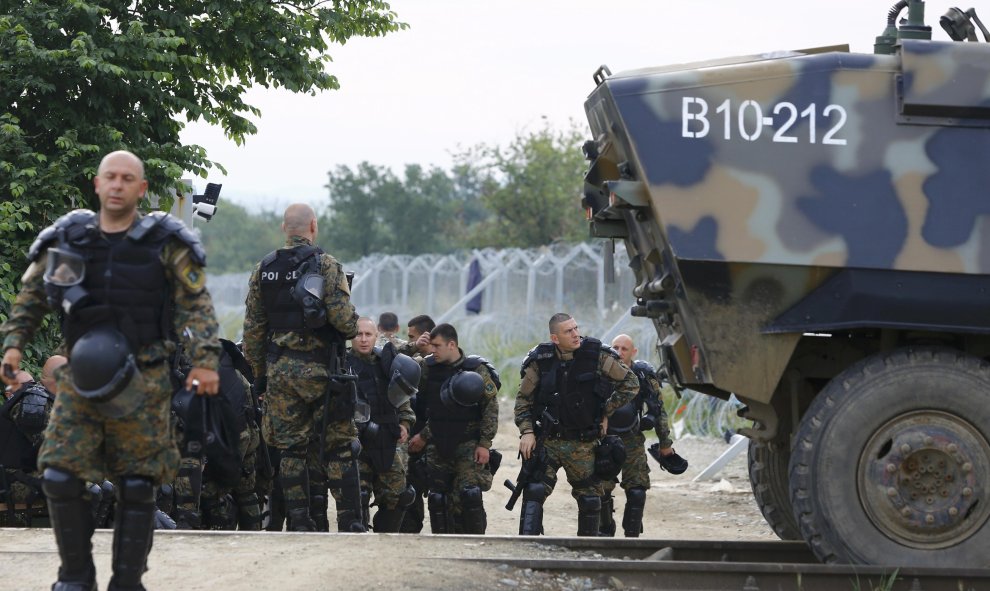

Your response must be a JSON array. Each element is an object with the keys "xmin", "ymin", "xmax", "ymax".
[{"xmin": 1, "ymin": 405, "xmax": 775, "ymax": 590}]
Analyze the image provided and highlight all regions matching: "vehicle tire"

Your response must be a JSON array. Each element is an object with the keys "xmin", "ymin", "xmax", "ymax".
[
  {"xmin": 790, "ymin": 347, "xmax": 990, "ymax": 565},
  {"xmin": 748, "ymin": 439, "xmax": 801, "ymax": 540}
]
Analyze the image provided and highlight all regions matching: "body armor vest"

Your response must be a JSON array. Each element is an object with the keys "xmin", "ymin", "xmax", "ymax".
[
  {"xmin": 423, "ymin": 358, "xmax": 482, "ymax": 459},
  {"xmin": 29, "ymin": 210, "xmax": 204, "ymax": 351},
  {"xmin": 349, "ymin": 352, "xmax": 401, "ymax": 472},
  {"xmin": 258, "ymin": 245, "xmax": 321, "ymax": 332},
  {"xmin": 530, "ymin": 338, "xmax": 608, "ymax": 438},
  {"xmin": 0, "ymin": 392, "xmax": 41, "ymax": 471}
]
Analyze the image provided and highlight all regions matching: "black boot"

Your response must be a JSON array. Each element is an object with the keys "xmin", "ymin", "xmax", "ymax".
[
  {"xmin": 427, "ymin": 492, "xmax": 451, "ymax": 534},
  {"xmin": 599, "ymin": 493, "xmax": 616, "ymax": 537},
  {"xmin": 107, "ymin": 476, "xmax": 156, "ymax": 591},
  {"xmin": 234, "ymin": 491, "xmax": 264, "ymax": 531},
  {"xmin": 42, "ymin": 468, "xmax": 97, "ymax": 591},
  {"xmin": 459, "ymin": 486, "xmax": 487, "ymax": 535},
  {"xmin": 372, "ymin": 507, "xmax": 405, "ymax": 533},
  {"xmin": 518, "ymin": 482, "xmax": 546, "ymax": 536},
  {"xmin": 622, "ymin": 487, "xmax": 646, "ymax": 538},
  {"xmin": 576, "ymin": 495, "xmax": 602, "ymax": 537},
  {"xmin": 308, "ymin": 465, "xmax": 329, "ymax": 532}
]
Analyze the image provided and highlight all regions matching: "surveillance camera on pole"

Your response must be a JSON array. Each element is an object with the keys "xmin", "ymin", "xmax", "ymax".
[{"xmin": 192, "ymin": 183, "xmax": 222, "ymax": 222}]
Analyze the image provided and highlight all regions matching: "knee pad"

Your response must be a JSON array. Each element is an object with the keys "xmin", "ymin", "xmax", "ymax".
[
  {"xmin": 522, "ymin": 482, "xmax": 547, "ymax": 504},
  {"xmin": 577, "ymin": 494, "xmax": 601, "ymax": 513},
  {"xmin": 397, "ymin": 485, "xmax": 416, "ymax": 508},
  {"xmin": 118, "ymin": 476, "xmax": 156, "ymax": 504},
  {"xmin": 625, "ymin": 486, "xmax": 646, "ymax": 508},
  {"xmin": 427, "ymin": 492, "xmax": 446, "ymax": 512},
  {"xmin": 41, "ymin": 467, "xmax": 85, "ymax": 500},
  {"xmin": 459, "ymin": 485, "xmax": 483, "ymax": 509}
]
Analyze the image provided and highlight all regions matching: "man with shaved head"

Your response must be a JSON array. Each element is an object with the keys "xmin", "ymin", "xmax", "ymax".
[
  {"xmin": 242, "ymin": 202, "xmax": 360, "ymax": 531},
  {"xmin": 1, "ymin": 149, "xmax": 222, "ymax": 589},
  {"xmin": 40, "ymin": 355, "xmax": 67, "ymax": 395},
  {"xmin": 595, "ymin": 334, "xmax": 687, "ymax": 537}
]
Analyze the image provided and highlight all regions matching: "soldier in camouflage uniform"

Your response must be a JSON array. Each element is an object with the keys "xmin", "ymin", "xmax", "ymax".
[
  {"xmin": 514, "ymin": 313, "xmax": 639, "ymax": 536},
  {"xmin": 407, "ymin": 323, "xmax": 499, "ymax": 534},
  {"xmin": 341, "ymin": 318, "xmax": 417, "ymax": 532},
  {"xmin": 397, "ymin": 314, "xmax": 435, "ymax": 533},
  {"xmin": 172, "ymin": 340, "xmax": 264, "ymax": 530},
  {"xmin": 1, "ymin": 369, "xmax": 55, "ymax": 527},
  {"xmin": 0, "ymin": 150, "xmax": 221, "ymax": 591},
  {"xmin": 598, "ymin": 334, "xmax": 687, "ymax": 537},
  {"xmin": 242, "ymin": 203, "xmax": 361, "ymax": 532}
]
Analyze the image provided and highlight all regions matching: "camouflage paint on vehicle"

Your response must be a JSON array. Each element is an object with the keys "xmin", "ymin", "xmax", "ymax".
[{"xmin": 584, "ymin": 39, "xmax": 990, "ymax": 412}]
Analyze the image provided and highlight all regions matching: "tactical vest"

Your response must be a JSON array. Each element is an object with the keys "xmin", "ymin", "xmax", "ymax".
[
  {"xmin": 258, "ymin": 245, "xmax": 321, "ymax": 332},
  {"xmin": 529, "ymin": 338, "xmax": 609, "ymax": 438},
  {"xmin": 29, "ymin": 210, "xmax": 205, "ymax": 351},
  {"xmin": 0, "ymin": 393, "xmax": 40, "ymax": 471},
  {"xmin": 348, "ymin": 351, "xmax": 401, "ymax": 472},
  {"xmin": 631, "ymin": 360, "xmax": 661, "ymax": 416},
  {"xmin": 218, "ymin": 354, "xmax": 249, "ymax": 433},
  {"xmin": 423, "ymin": 357, "xmax": 483, "ymax": 458}
]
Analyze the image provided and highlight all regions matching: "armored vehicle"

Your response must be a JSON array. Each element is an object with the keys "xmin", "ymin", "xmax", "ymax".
[{"xmin": 582, "ymin": 0, "xmax": 990, "ymax": 566}]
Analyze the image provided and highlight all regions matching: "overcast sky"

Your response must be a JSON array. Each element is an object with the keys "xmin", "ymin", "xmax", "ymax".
[{"xmin": 178, "ymin": 0, "xmax": 920, "ymax": 211}]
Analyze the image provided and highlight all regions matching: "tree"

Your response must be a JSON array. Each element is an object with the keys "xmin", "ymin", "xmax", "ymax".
[
  {"xmin": 467, "ymin": 123, "xmax": 589, "ymax": 248},
  {"xmin": 0, "ymin": 0, "xmax": 405, "ymax": 368},
  {"xmin": 323, "ymin": 161, "xmax": 399, "ymax": 260},
  {"xmin": 197, "ymin": 202, "xmax": 283, "ymax": 274}
]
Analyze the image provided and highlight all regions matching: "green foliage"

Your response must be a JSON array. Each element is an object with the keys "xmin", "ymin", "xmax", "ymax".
[
  {"xmin": 466, "ymin": 123, "xmax": 589, "ymax": 248},
  {"xmin": 199, "ymin": 201, "xmax": 283, "ymax": 273},
  {"xmin": 0, "ymin": 0, "xmax": 405, "ymax": 360},
  {"xmin": 322, "ymin": 162, "xmax": 486, "ymax": 260}
]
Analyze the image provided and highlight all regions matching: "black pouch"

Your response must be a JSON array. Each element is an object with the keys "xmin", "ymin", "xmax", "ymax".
[
  {"xmin": 594, "ymin": 435, "xmax": 627, "ymax": 480},
  {"xmin": 487, "ymin": 448, "xmax": 502, "ymax": 475}
]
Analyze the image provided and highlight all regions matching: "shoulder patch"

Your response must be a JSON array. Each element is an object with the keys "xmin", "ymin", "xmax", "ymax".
[
  {"xmin": 176, "ymin": 259, "xmax": 206, "ymax": 293},
  {"xmin": 464, "ymin": 355, "xmax": 501, "ymax": 390}
]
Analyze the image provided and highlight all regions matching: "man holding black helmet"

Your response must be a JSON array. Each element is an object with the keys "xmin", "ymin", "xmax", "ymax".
[
  {"xmin": 344, "ymin": 317, "xmax": 419, "ymax": 532},
  {"xmin": 408, "ymin": 322, "xmax": 500, "ymax": 534},
  {"xmin": 242, "ymin": 203, "xmax": 360, "ymax": 532},
  {"xmin": 1, "ymin": 150, "xmax": 221, "ymax": 591},
  {"xmin": 598, "ymin": 334, "xmax": 688, "ymax": 538}
]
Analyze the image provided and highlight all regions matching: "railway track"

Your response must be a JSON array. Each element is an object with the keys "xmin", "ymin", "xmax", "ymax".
[{"xmin": 454, "ymin": 536, "xmax": 990, "ymax": 591}]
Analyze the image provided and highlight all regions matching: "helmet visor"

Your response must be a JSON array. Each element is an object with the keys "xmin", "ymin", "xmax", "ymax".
[{"xmin": 44, "ymin": 247, "xmax": 86, "ymax": 287}]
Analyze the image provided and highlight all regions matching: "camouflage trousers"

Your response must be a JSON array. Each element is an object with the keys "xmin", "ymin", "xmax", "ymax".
[
  {"xmin": 38, "ymin": 358, "xmax": 179, "ymax": 485},
  {"xmin": 602, "ymin": 430, "xmax": 651, "ymax": 493},
  {"xmin": 541, "ymin": 438, "xmax": 604, "ymax": 499},
  {"xmin": 0, "ymin": 469, "xmax": 46, "ymax": 527},
  {"xmin": 173, "ymin": 421, "xmax": 262, "ymax": 529},
  {"xmin": 341, "ymin": 443, "xmax": 409, "ymax": 510},
  {"xmin": 262, "ymin": 352, "xmax": 357, "ymax": 516},
  {"xmin": 425, "ymin": 440, "xmax": 492, "ymax": 518}
]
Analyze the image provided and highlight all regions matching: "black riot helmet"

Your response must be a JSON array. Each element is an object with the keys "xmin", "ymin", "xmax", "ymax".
[
  {"xmin": 387, "ymin": 354, "xmax": 420, "ymax": 408},
  {"xmin": 70, "ymin": 326, "xmax": 142, "ymax": 418},
  {"xmin": 440, "ymin": 370, "xmax": 484, "ymax": 408},
  {"xmin": 290, "ymin": 257, "xmax": 327, "ymax": 329},
  {"xmin": 606, "ymin": 402, "xmax": 640, "ymax": 435}
]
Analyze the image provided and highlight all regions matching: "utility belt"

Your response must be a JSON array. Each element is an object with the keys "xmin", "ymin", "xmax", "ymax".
[
  {"xmin": 266, "ymin": 343, "xmax": 330, "ymax": 363},
  {"xmin": 544, "ymin": 425, "xmax": 600, "ymax": 442}
]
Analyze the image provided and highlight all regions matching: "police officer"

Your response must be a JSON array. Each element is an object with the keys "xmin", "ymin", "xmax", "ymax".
[
  {"xmin": 1, "ymin": 369, "xmax": 55, "ymax": 526},
  {"xmin": 344, "ymin": 317, "xmax": 418, "ymax": 532},
  {"xmin": 242, "ymin": 203, "xmax": 360, "ymax": 532},
  {"xmin": 598, "ymin": 334, "xmax": 688, "ymax": 537},
  {"xmin": 0, "ymin": 150, "xmax": 221, "ymax": 591},
  {"xmin": 397, "ymin": 313, "xmax": 436, "ymax": 533},
  {"xmin": 514, "ymin": 313, "xmax": 639, "ymax": 537},
  {"xmin": 407, "ymin": 323, "xmax": 499, "ymax": 534}
]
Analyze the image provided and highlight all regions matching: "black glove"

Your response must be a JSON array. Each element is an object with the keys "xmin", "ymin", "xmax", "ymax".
[{"xmin": 648, "ymin": 442, "xmax": 689, "ymax": 475}]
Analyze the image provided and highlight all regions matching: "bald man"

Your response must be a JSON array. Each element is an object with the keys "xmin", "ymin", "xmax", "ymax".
[
  {"xmin": 40, "ymin": 355, "xmax": 67, "ymax": 395},
  {"xmin": 0, "ymin": 150, "xmax": 222, "ymax": 589},
  {"xmin": 242, "ymin": 202, "xmax": 360, "ymax": 532},
  {"xmin": 600, "ymin": 334, "xmax": 687, "ymax": 537}
]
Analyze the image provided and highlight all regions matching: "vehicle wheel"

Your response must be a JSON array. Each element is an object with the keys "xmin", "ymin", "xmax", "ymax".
[
  {"xmin": 748, "ymin": 439, "xmax": 801, "ymax": 540},
  {"xmin": 790, "ymin": 347, "xmax": 990, "ymax": 565}
]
